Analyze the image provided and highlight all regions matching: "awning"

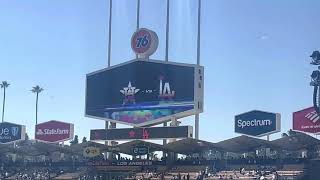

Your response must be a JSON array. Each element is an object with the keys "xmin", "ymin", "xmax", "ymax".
[
  {"xmin": 217, "ymin": 135, "xmax": 279, "ymax": 153},
  {"xmin": 165, "ymin": 138, "xmax": 224, "ymax": 155}
]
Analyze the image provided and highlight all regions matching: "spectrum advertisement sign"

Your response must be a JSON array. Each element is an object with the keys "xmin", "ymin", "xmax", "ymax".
[
  {"xmin": 35, "ymin": 120, "xmax": 74, "ymax": 143},
  {"xmin": 293, "ymin": 107, "xmax": 320, "ymax": 134},
  {"xmin": 235, "ymin": 110, "xmax": 281, "ymax": 137},
  {"xmin": 86, "ymin": 59, "xmax": 204, "ymax": 127},
  {"xmin": 0, "ymin": 122, "xmax": 26, "ymax": 144}
]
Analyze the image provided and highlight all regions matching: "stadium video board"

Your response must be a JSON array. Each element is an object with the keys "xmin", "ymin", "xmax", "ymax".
[
  {"xmin": 85, "ymin": 59, "xmax": 204, "ymax": 127},
  {"xmin": 90, "ymin": 126, "xmax": 193, "ymax": 141}
]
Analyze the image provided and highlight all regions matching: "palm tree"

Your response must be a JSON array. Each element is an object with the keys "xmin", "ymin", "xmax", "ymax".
[
  {"xmin": 31, "ymin": 85, "xmax": 43, "ymax": 125},
  {"xmin": 0, "ymin": 81, "xmax": 10, "ymax": 123}
]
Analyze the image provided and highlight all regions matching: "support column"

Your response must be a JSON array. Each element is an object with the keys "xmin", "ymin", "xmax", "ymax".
[
  {"xmin": 108, "ymin": 122, "xmax": 117, "ymax": 160},
  {"xmin": 105, "ymin": 0, "xmax": 112, "ymax": 158},
  {"xmin": 169, "ymin": 117, "xmax": 179, "ymax": 161},
  {"xmin": 163, "ymin": 122, "xmax": 167, "ymax": 145},
  {"xmin": 162, "ymin": 122, "xmax": 167, "ymax": 160},
  {"xmin": 110, "ymin": 122, "xmax": 116, "ymax": 145},
  {"xmin": 136, "ymin": 0, "xmax": 140, "ymax": 59},
  {"xmin": 169, "ymin": 117, "xmax": 180, "ymax": 143},
  {"xmin": 104, "ymin": 121, "xmax": 109, "ymax": 145},
  {"xmin": 195, "ymin": 114, "xmax": 199, "ymax": 139},
  {"xmin": 162, "ymin": 122, "xmax": 167, "ymax": 145},
  {"xmin": 165, "ymin": 0, "xmax": 169, "ymax": 62},
  {"xmin": 104, "ymin": 121, "xmax": 109, "ymax": 160},
  {"xmin": 195, "ymin": 0, "xmax": 201, "ymax": 140}
]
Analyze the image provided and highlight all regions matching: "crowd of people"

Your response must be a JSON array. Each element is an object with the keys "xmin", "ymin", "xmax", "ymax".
[
  {"xmin": 0, "ymin": 167, "xmax": 56, "ymax": 180},
  {"xmin": 131, "ymin": 168, "xmax": 281, "ymax": 180},
  {"xmin": 15, "ymin": 169, "xmax": 52, "ymax": 180},
  {"xmin": 79, "ymin": 174, "xmax": 102, "ymax": 180},
  {"xmin": 0, "ymin": 153, "xmax": 309, "ymax": 180},
  {"xmin": 0, "ymin": 165, "xmax": 302, "ymax": 180},
  {"xmin": 173, "ymin": 155, "xmax": 309, "ymax": 168}
]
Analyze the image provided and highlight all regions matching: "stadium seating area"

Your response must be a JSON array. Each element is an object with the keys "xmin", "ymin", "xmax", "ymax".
[
  {"xmin": 0, "ymin": 132, "xmax": 319, "ymax": 179},
  {"xmin": 0, "ymin": 159, "xmax": 310, "ymax": 180}
]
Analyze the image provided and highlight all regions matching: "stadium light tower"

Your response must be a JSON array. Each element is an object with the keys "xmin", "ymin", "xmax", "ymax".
[{"xmin": 310, "ymin": 50, "xmax": 320, "ymax": 115}]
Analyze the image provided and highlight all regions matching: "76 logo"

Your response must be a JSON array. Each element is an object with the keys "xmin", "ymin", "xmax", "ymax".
[{"xmin": 136, "ymin": 35, "xmax": 149, "ymax": 48}]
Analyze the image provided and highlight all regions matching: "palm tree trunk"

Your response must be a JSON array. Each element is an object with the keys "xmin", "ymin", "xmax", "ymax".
[
  {"xmin": 2, "ymin": 88, "xmax": 5, "ymax": 123},
  {"xmin": 36, "ymin": 92, "xmax": 38, "ymax": 125}
]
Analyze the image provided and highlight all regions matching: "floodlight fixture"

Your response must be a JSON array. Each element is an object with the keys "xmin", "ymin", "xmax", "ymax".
[
  {"xmin": 311, "ymin": 70, "xmax": 320, "ymax": 86},
  {"xmin": 310, "ymin": 51, "xmax": 320, "ymax": 65}
]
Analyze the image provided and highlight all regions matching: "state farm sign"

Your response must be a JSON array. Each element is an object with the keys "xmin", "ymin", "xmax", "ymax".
[{"xmin": 35, "ymin": 120, "xmax": 74, "ymax": 143}]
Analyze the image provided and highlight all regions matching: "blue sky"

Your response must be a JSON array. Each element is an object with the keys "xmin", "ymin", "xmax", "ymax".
[{"xmin": 0, "ymin": 0, "xmax": 319, "ymax": 143}]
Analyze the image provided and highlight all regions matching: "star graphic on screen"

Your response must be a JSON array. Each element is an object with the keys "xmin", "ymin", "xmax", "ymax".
[
  {"xmin": 129, "ymin": 130, "xmax": 136, "ymax": 138},
  {"xmin": 120, "ymin": 82, "xmax": 140, "ymax": 96}
]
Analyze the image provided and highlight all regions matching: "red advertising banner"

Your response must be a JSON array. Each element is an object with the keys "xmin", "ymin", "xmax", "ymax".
[
  {"xmin": 35, "ymin": 120, "xmax": 74, "ymax": 143},
  {"xmin": 293, "ymin": 107, "xmax": 320, "ymax": 134}
]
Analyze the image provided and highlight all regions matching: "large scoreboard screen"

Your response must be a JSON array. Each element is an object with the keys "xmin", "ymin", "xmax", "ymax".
[{"xmin": 86, "ymin": 59, "xmax": 204, "ymax": 127}]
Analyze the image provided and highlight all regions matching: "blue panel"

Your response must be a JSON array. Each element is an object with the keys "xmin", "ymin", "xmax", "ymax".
[
  {"xmin": 0, "ymin": 122, "xmax": 23, "ymax": 144},
  {"xmin": 234, "ymin": 110, "xmax": 277, "ymax": 136}
]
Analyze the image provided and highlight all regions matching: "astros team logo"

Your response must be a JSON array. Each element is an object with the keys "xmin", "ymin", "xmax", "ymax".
[{"xmin": 120, "ymin": 81, "xmax": 140, "ymax": 105}]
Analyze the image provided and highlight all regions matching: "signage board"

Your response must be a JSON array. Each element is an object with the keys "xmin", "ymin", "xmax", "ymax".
[
  {"xmin": 90, "ymin": 126, "xmax": 193, "ymax": 141},
  {"xmin": 88, "ymin": 160, "xmax": 167, "ymax": 171},
  {"xmin": 235, "ymin": 110, "xmax": 281, "ymax": 137},
  {"xmin": 0, "ymin": 122, "xmax": 25, "ymax": 144},
  {"xmin": 131, "ymin": 28, "xmax": 158, "ymax": 57},
  {"xmin": 86, "ymin": 59, "xmax": 204, "ymax": 127},
  {"xmin": 35, "ymin": 120, "xmax": 74, "ymax": 143},
  {"xmin": 88, "ymin": 160, "xmax": 155, "ymax": 167},
  {"xmin": 106, "ymin": 146, "xmax": 121, "ymax": 152},
  {"xmin": 133, "ymin": 146, "xmax": 149, "ymax": 155},
  {"xmin": 83, "ymin": 147, "xmax": 101, "ymax": 158},
  {"xmin": 293, "ymin": 106, "xmax": 320, "ymax": 134}
]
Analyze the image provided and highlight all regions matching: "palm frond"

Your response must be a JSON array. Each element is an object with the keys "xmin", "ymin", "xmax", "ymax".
[
  {"xmin": 31, "ymin": 85, "xmax": 44, "ymax": 93},
  {"xmin": 1, "ymin": 81, "xmax": 10, "ymax": 88}
]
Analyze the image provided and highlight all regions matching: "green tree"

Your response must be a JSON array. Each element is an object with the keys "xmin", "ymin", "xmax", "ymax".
[
  {"xmin": 25, "ymin": 133, "xmax": 29, "ymax": 141},
  {"xmin": 70, "ymin": 135, "xmax": 79, "ymax": 145},
  {"xmin": 0, "ymin": 81, "xmax": 10, "ymax": 122},
  {"xmin": 31, "ymin": 85, "xmax": 44, "ymax": 125},
  {"xmin": 82, "ymin": 137, "xmax": 87, "ymax": 143}
]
